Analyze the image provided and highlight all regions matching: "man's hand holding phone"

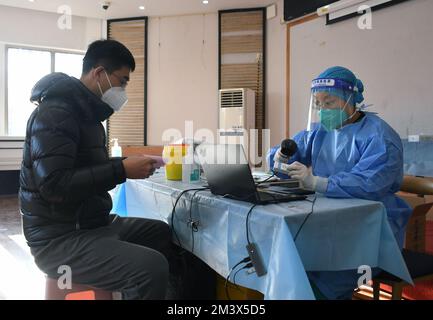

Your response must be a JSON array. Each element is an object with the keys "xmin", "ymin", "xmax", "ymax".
[{"xmin": 122, "ymin": 156, "xmax": 157, "ymax": 179}]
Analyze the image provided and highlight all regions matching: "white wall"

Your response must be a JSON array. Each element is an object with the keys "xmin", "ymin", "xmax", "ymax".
[
  {"xmin": 266, "ymin": 0, "xmax": 287, "ymax": 147},
  {"xmin": 0, "ymin": 3, "xmax": 288, "ymax": 149},
  {"xmin": 147, "ymin": 14, "xmax": 219, "ymax": 145},
  {"xmin": 0, "ymin": 5, "xmax": 102, "ymax": 50},
  {"xmin": 147, "ymin": 2, "xmax": 287, "ymax": 147},
  {"xmin": 289, "ymin": 0, "xmax": 433, "ymax": 138},
  {"xmin": 0, "ymin": 45, "xmax": 5, "ymax": 137},
  {"xmin": 0, "ymin": 4, "xmax": 103, "ymax": 137}
]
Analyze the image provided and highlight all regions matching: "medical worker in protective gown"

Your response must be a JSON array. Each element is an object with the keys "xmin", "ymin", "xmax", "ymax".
[{"xmin": 267, "ymin": 66, "xmax": 411, "ymax": 299}]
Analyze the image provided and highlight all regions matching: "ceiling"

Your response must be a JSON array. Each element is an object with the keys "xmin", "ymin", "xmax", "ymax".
[{"xmin": 0, "ymin": 0, "xmax": 277, "ymax": 19}]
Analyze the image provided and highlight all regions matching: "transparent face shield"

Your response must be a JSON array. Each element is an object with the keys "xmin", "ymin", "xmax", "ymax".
[{"xmin": 307, "ymin": 78, "xmax": 357, "ymax": 132}]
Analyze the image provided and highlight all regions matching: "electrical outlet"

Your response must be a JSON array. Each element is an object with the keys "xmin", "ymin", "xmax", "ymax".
[
  {"xmin": 266, "ymin": 4, "xmax": 277, "ymax": 20},
  {"xmin": 408, "ymin": 135, "xmax": 420, "ymax": 143},
  {"xmin": 408, "ymin": 135, "xmax": 433, "ymax": 142}
]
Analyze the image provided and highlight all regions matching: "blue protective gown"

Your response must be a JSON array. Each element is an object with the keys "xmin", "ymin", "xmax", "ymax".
[{"xmin": 267, "ymin": 112, "xmax": 412, "ymax": 299}]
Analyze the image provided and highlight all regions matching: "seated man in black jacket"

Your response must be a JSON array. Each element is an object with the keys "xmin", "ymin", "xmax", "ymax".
[{"xmin": 20, "ymin": 40, "xmax": 170, "ymax": 299}]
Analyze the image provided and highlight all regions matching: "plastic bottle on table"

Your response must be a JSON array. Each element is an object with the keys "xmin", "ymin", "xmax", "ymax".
[{"xmin": 111, "ymin": 138, "xmax": 122, "ymax": 157}]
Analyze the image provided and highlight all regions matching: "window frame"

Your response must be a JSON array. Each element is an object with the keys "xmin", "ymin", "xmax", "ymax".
[
  {"xmin": 218, "ymin": 8, "xmax": 267, "ymax": 161},
  {"xmin": 4, "ymin": 44, "xmax": 85, "ymax": 137},
  {"xmin": 107, "ymin": 16, "xmax": 148, "ymax": 146}
]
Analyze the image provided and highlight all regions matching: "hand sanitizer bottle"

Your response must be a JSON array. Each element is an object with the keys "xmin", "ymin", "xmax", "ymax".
[{"xmin": 111, "ymin": 139, "xmax": 122, "ymax": 157}]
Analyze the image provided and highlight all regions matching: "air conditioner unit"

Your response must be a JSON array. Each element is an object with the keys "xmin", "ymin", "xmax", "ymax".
[
  {"xmin": 218, "ymin": 88, "xmax": 255, "ymax": 158},
  {"xmin": 317, "ymin": 0, "xmax": 392, "ymax": 20}
]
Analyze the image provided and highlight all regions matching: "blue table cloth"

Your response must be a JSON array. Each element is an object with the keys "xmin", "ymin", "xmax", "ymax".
[{"xmin": 111, "ymin": 171, "xmax": 411, "ymax": 300}]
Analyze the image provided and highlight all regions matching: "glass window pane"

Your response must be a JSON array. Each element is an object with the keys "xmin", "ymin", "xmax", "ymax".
[
  {"xmin": 7, "ymin": 48, "xmax": 51, "ymax": 137},
  {"xmin": 55, "ymin": 52, "xmax": 84, "ymax": 78}
]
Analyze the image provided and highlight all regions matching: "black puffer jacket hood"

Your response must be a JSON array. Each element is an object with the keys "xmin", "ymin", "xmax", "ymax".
[
  {"xmin": 20, "ymin": 73, "xmax": 126, "ymax": 247},
  {"xmin": 30, "ymin": 72, "xmax": 114, "ymax": 122}
]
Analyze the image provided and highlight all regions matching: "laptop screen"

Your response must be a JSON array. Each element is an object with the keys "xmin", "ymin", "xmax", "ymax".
[{"xmin": 196, "ymin": 144, "xmax": 257, "ymax": 200}]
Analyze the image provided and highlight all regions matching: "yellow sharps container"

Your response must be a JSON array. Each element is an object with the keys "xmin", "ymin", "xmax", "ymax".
[{"xmin": 163, "ymin": 144, "xmax": 188, "ymax": 181}]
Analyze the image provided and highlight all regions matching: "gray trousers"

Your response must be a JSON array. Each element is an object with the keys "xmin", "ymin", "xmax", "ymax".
[{"xmin": 31, "ymin": 215, "xmax": 171, "ymax": 300}]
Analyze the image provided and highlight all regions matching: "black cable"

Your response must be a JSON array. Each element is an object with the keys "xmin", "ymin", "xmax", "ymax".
[
  {"xmin": 224, "ymin": 256, "xmax": 250, "ymax": 300},
  {"xmin": 293, "ymin": 196, "xmax": 317, "ymax": 242},
  {"xmin": 245, "ymin": 203, "xmax": 258, "ymax": 245},
  {"xmin": 221, "ymin": 194, "xmax": 267, "ymax": 250},
  {"xmin": 189, "ymin": 189, "xmax": 204, "ymax": 254},
  {"xmin": 222, "ymin": 191, "xmax": 277, "ymax": 247},
  {"xmin": 233, "ymin": 262, "xmax": 254, "ymax": 289},
  {"xmin": 171, "ymin": 187, "xmax": 209, "ymax": 248}
]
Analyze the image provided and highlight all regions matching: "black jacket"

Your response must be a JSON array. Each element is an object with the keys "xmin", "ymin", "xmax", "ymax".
[{"xmin": 19, "ymin": 73, "xmax": 126, "ymax": 247}]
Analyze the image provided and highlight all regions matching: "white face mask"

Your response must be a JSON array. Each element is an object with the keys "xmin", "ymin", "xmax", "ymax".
[{"xmin": 97, "ymin": 70, "xmax": 128, "ymax": 112}]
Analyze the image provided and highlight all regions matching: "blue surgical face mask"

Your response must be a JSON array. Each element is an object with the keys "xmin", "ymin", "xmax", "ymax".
[{"xmin": 318, "ymin": 109, "xmax": 349, "ymax": 131}]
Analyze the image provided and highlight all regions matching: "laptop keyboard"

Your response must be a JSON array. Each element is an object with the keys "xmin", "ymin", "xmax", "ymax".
[{"xmin": 257, "ymin": 190, "xmax": 296, "ymax": 201}]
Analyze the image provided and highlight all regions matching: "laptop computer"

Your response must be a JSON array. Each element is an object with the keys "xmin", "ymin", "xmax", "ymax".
[{"xmin": 196, "ymin": 144, "xmax": 307, "ymax": 205}]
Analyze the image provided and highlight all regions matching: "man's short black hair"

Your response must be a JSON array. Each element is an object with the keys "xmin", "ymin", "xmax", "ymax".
[{"xmin": 82, "ymin": 39, "xmax": 135, "ymax": 74}]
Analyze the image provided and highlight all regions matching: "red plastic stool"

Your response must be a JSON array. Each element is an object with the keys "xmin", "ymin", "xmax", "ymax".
[{"xmin": 45, "ymin": 277, "xmax": 114, "ymax": 300}]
